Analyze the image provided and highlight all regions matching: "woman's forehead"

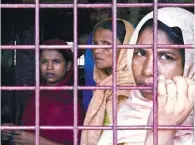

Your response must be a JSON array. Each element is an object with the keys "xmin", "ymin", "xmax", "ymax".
[
  {"xmin": 94, "ymin": 28, "xmax": 113, "ymax": 40},
  {"xmin": 41, "ymin": 50, "xmax": 64, "ymax": 59},
  {"xmin": 137, "ymin": 28, "xmax": 173, "ymax": 45}
]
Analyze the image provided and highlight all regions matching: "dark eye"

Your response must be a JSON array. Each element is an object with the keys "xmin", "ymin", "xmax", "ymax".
[
  {"xmin": 103, "ymin": 41, "xmax": 111, "ymax": 45},
  {"xmin": 40, "ymin": 59, "xmax": 47, "ymax": 64},
  {"xmin": 160, "ymin": 55, "xmax": 173, "ymax": 60},
  {"xmin": 53, "ymin": 60, "xmax": 60, "ymax": 64},
  {"xmin": 136, "ymin": 50, "xmax": 146, "ymax": 56}
]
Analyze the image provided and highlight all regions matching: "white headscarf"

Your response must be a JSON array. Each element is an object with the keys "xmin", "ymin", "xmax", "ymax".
[{"xmin": 97, "ymin": 7, "xmax": 194, "ymax": 145}]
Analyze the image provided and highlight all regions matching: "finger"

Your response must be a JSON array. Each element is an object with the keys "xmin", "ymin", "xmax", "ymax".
[
  {"xmin": 2, "ymin": 136, "xmax": 9, "ymax": 140},
  {"xmin": 187, "ymin": 66, "xmax": 194, "ymax": 78},
  {"xmin": 12, "ymin": 130, "xmax": 21, "ymax": 135},
  {"xmin": 13, "ymin": 139, "xmax": 23, "ymax": 145},
  {"xmin": 173, "ymin": 76, "xmax": 188, "ymax": 103},
  {"xmin": 185, "ymin": 77, "xmax": 194, "ymax": 86},
  {"xmin": 165, "ymin": 79, "xmax": 177, "ymax": 110},
  {"xmin": 158, "ymin": 75, "xmax": 167, "ymax": 104},
  {"xmin": 13, "ymin": 134, "xmax": 21, "ymax": 140},
  {"xmin": 191, "ymin": 73, "xmax": 195, "ymax": 81},
  {"xmin": 2, "ymin": 130, "xmax": 12, "ymax": 135},
  {"xmin": 188, "ymin": 85, "xmax": 195, "ymax": 108}
]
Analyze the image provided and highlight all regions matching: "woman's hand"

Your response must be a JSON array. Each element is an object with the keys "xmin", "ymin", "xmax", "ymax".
[
  {"xmin": 145, "ymin": 75, "xmax": 194, "ymax": 145},
  {"xmin": 1, "ymin": 123, "xmax": 14, "ymax": 140},
  {"xmin": 187, "ymin": 66, "xmax": 195, "ymax": 81},
  {"xmin": 148, "ymin": 75, "xmax": 194, "ymax": 126},
  {"xmin": 12, "ymin": 131, "xmax": 35, "ymax": 145},
  {"xmin": 157, "ymin": 75, "xmax": 194, "ymax": 126}
]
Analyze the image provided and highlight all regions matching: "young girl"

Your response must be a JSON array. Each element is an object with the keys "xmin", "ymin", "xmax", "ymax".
[
  {"xmin": 81, "ymin": 19, "xmax": 135, "ymax": 145},
  {"xmin": 2, "ymin": 39, "xmax": 85, "ymax": 145},
  {"xmin": 97, "ymin": 7, "xmax": 194, "ymax": 145}
]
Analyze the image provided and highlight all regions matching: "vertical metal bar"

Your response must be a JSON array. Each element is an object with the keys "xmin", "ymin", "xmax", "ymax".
[
  {"xmin": 35, "ymin": 0, "xmax": 40, "ymax": 144},
  {"xmin": 193, "ymin": 5, "xmax": 195, "ymax": 141},
  {"xmin": 112, "ymin": 0, "xmax": 117, "ymax": 144},
  {"xmin": 73, "ymin": 0, "xmax": 78, "ymax": 144},
  {"xmin": 153, "ymin": 0, "xmax": 158, "ymax": 145}
]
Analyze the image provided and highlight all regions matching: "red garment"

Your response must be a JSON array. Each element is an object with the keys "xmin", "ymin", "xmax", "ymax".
[{"xmin": 22, "ymin": 39, "xmax": 85, "ymax": 145}]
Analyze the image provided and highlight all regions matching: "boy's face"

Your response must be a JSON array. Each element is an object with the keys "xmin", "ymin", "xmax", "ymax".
[
  {"xmin": 89, "ymin": 8, "xmax": 112, "ymax": 26},
  {"xmin": 132, "ymin": 28, "xmax": 184, "ymax": 100},
  {"xmin": 40, "ymin": 50, "xmax": 70, "ymax": 86}
]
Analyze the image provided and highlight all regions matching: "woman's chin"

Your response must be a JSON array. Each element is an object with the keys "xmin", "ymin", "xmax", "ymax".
[{"xmin": 141, "ymin": 90, "xmax": 153, "ymax": 101}]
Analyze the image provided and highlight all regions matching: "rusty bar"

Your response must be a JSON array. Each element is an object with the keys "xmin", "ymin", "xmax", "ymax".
[
  {"xmin": 1, "ymin": 125, "xmax": 193, "ymax": 130},
  {"xmin": 73, "ymin": 0, "xmax": 78, "ymax": 144},
  {"xmin": 153, "ymin": 0, "xmax": 158, "ymax": 144},
  {"xmin": 0, "ymin": 3, "xmax": 194, "ymax": 9},
  {"xmin": 35, "ymin": 0, "xmax": 40, "ymax": 144},
  {"xmin": 0, "ymin": 44, "xmax": 193, "ymax": 50},
  {"xmin": 0, "ymin": 86, "xmax": 153, "ymax": 91},
  {"xmin": 112, "ymin": 0, "xmax": 117, "ymax": 144}
]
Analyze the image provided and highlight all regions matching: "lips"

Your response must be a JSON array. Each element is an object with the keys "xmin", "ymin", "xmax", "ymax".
[
  {"xmin": 46, "ymin": 72, "xmax": 55, "ymax": 78},
  {"xmin": 140, "ymin": 83, "xmax": 153, "ymax": 87},
  {"xmin": 139, "ymin": 82, "xmax": 153, "ymax": 94},
  {"xmin": 95, "ymin": 56, "xmax": 103, "ymax": 61}
]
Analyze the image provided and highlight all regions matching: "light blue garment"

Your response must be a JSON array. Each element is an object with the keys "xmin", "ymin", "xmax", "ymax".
[{"xmin": 82, "ymin": 33, "xmax": 96, "ymax": 111}]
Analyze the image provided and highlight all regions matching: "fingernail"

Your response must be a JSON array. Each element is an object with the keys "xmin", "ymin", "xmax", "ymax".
[
  {"xmin": 166, "ymin": 79, "xmax": 173, "ymax": 84},
  {"xmin": 158, "ymin": 75, "xmax": 165, "ymax": 80}
]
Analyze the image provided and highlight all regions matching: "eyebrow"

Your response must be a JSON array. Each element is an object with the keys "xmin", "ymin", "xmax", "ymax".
[
  {"xmin": 93, "ymin": 39, "xmax": 112, "ymax": 44},
  {"xmin": 40, "ymin": 58, "xmax": 62, "ymax": 60},
  {"xmin": 135, "ymin": 49, "xmax": 180, "ymax": 56},
  {"xmin": 157, "ymin": 50, "xmax": 179, "ymax": 56}
]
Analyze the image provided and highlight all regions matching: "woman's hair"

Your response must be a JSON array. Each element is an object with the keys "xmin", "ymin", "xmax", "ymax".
[
  {"xmin": 94, "ymin": 19, "xmax": 126, "ymax": 43},
  {"xmin": 139, "ymin": 19, "xmax": 185, "ymax": 66},
  {"xmin": 41, "ymin": 39, "xmax": 73, "ymax": 62}
]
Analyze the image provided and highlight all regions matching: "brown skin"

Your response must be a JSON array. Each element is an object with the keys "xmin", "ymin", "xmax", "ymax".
[
  {"xmin": 78, "ymin": 8, "xmax": 112, "ymax": 56},
  {"xmin": 132, "ymin": 28, "xmax": 184, "ymax": 100},
  {"xmin": 2, "ymin": 50, "xmax": 72, "ymax": 145},
  {"xmin": 130, "ymin": 27, "xmax": 194, "ymax": 145},
  {"xmin": 93, "ymin": 28, "xmax": 121, "ymax": 75},
  {"xmin": 40, "ymin": 50, "xmax": 72, "ymax": 86}
]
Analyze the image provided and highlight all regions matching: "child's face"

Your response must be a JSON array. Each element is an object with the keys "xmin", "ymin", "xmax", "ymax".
[
  {"xmin": 40, "ymin": 50, "xmax": 68, "ymax": 85},
  {"xmin": 132, "ymin": 28, "xmax": 184, "ymax": 100},
  {"xmin": 93, "ymin": 28, "xmax": 121, "ymax": 74}
]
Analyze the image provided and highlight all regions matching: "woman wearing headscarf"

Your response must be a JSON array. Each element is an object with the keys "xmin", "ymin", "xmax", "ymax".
[
  {"xmin": 80, "ymin": 18, "xmax": 135, "ymax": 145},
  {"xmin": 97, "ymin": 7, "xmax": 194, "ymax": 145},
  {"xmin": 2, "ymin": 39, "xmax": 85, "ymax": 145}
]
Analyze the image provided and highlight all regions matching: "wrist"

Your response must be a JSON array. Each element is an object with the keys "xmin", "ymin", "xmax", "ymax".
[{"xmin": 145, "ymin": 130, "xmax": 176, "ymax": 145}]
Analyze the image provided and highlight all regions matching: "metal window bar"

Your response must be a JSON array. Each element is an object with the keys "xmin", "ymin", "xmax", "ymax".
[{"xmin": 0, "ymin": 1, "xmax": 194, "ymax": 145}]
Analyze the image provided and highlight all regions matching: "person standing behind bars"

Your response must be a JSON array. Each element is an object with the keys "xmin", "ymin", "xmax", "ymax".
[
  {"xmin": 81, "ymin": 18, "xmax": 135, "ymax": 145},
  {"xmin": 82, "ymin": 0, "xmax": 132, "ymax": 111},
  {"xmin": 82, "ymin": 6, "xmax": 113, "ymax": 111},
  {"xmin": 2, "ymin": 39, "xmax": 85, "ymax": 145},
  {"xmin": 97, "ymin": 7, "xmax": 195, "ymax": 145}
]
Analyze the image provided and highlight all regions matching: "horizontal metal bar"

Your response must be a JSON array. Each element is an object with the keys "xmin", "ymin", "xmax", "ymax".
[
  {"xmin": 1, "ymin": 44, "xmax": 193, "ymax": 50},
  {"xmin": 1, "ymin": 125, "xmax": 193, "ymax": 130},
  {"xmin": 0, "ymin": 86, "xmax": 152, "ymax": 90},
  {"xmin": 0, "ymin": 3, "xmax": 194, "ymax": 9}
]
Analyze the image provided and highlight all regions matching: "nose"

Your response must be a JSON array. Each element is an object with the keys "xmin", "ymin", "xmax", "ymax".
[
  {"xmin": 142, "ymin": 56, "xmax": 153, "ymax": 77},
  {"xmin": 94, "ymin": 48, "xmax": 103, "ymax": 55},
  {"xmin": 46, "ymin": 61, "xmax": 54, "ymax": 70}
]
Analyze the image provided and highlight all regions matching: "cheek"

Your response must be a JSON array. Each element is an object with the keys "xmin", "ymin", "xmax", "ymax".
[
  {"xmin": 55, "ymin": 64, "xmax": 66, "ymax": 74},
  {"xmin": 40, "ymin": 65, "xmax": 46, "ymax": 73},
  {"xmin": 132, "ymin": 58, "xmax": 142, "ymax": 81},
  {"xmin": 158, "ymin": 61, "xmax": 183, "ymax": 79},
  {"xmin": 105, "ymin": 50, "xmax": 113, "ymax": 64}
]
